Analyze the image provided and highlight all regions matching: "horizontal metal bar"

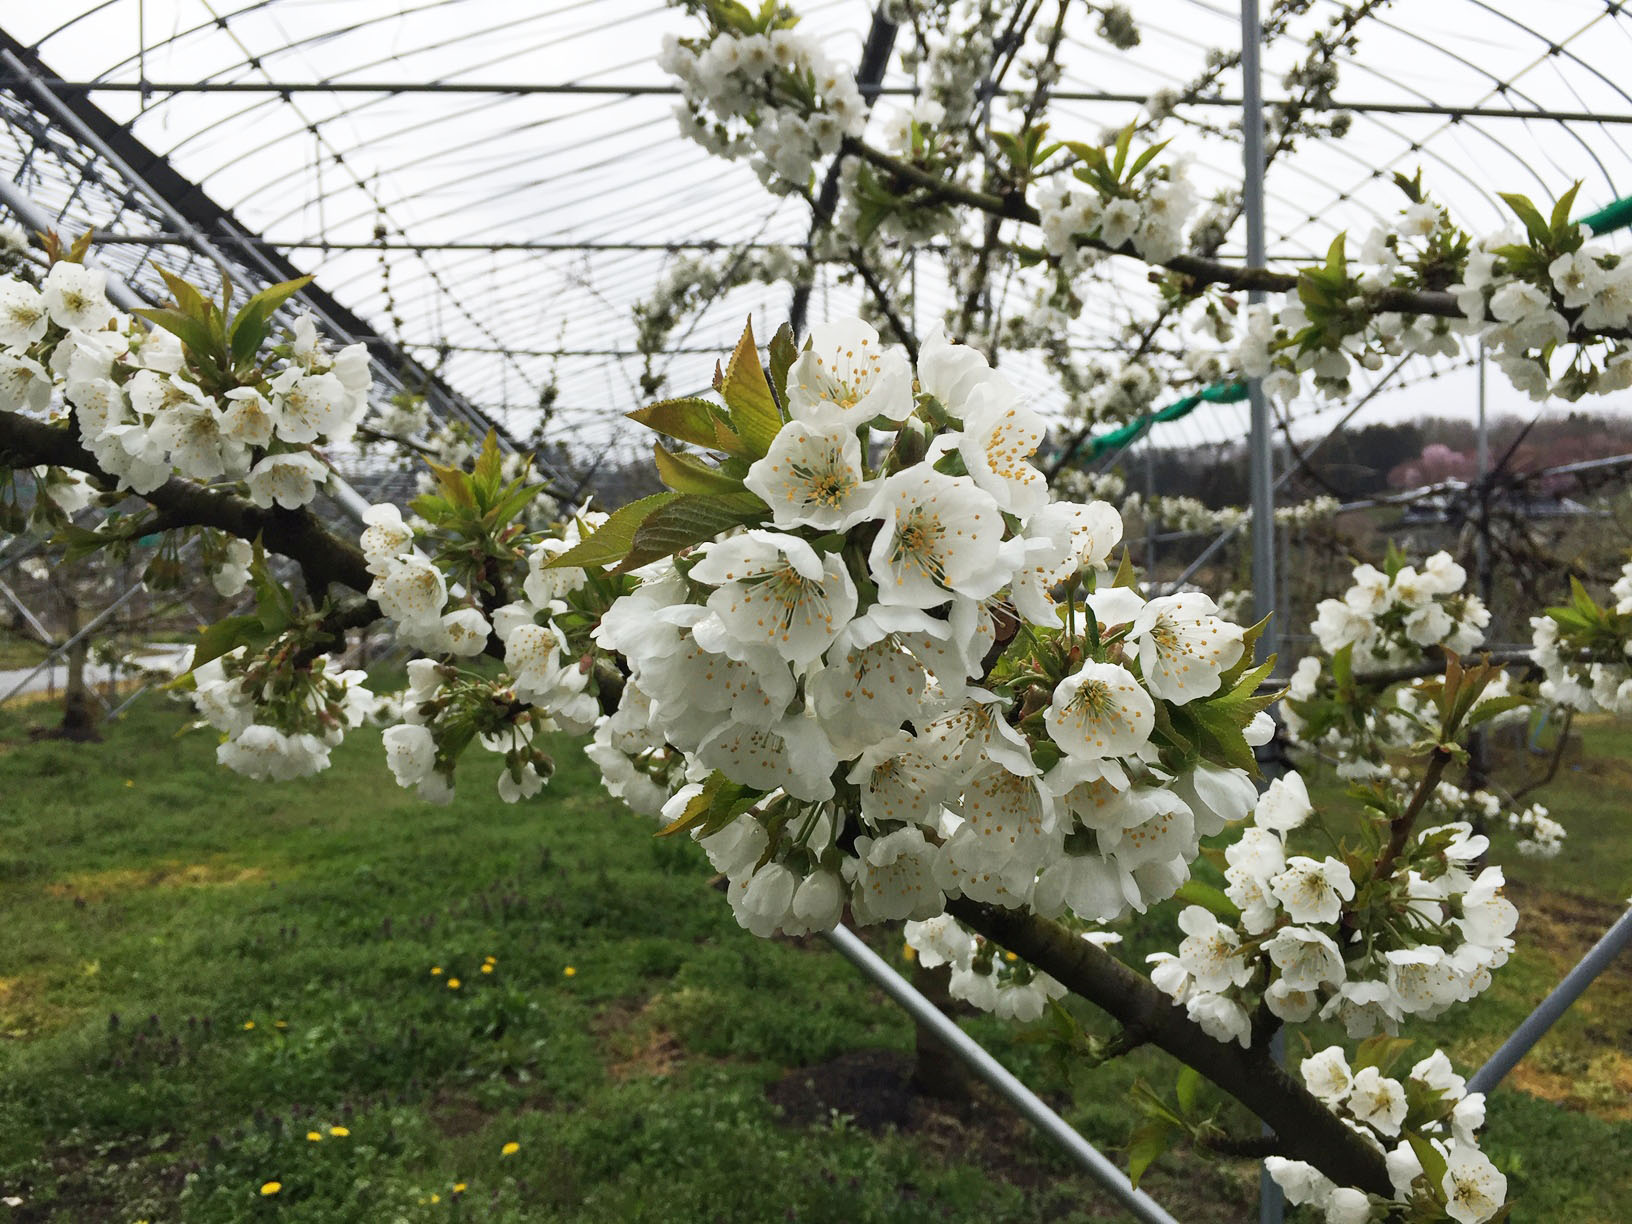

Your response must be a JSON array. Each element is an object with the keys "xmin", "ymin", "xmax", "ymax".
[
  {"xmin": 11, "ymin": 77, "xmax": 1632, "ymax": 124},
  {"xmin": 86, "ymin": 233, "xmax": 796, "ymax": 253},
  {"xmin": 822, "ymin": 925, "xmax": 1179, "ymax": 1224}
]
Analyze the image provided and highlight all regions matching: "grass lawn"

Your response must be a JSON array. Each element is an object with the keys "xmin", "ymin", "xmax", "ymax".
[{"xmin": 0, "ymin": 697, "xmax": 1628, "ymax": 1222}]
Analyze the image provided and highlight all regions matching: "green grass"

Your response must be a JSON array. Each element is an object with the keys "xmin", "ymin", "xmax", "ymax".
[{"xmin": 0, "ymin": 698, "xmax": 1628, "ymax": 1221}]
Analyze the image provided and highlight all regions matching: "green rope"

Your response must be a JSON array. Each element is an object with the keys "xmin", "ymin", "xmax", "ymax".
[{"xmin": 1069, "ymin": 190, "xmax": 1632, "ymax": 469}]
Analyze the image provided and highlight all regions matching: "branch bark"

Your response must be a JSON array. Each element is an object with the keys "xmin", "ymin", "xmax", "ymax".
[
  {"xmin": 842, "ymin": 137, "xmax": 1628, "ymax": 344},
  {"xmin": 0, "ymin": 409, "xmax": 374, "ymax": 601},
  {"xmin": 947, "ymin": 897, "xmax": 1394, "ymax": 1196}
]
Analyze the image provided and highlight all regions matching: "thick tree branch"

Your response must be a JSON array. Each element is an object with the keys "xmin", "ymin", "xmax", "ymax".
[
  {"xmin": 947, "ymin": 898, "xmax": 1393, "ymax": 1195},
  {"xmin": 0, "ymin": 409, "xmax": 374, "ymax": 600},
  {"xmin": 842, "ymin": 136, "xmax": 1630, "ymax": 346}
]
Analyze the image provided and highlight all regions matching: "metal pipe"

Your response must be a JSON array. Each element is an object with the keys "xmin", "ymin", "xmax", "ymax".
[
  {"xmin": 17, "ymin": 78, "xmax": 1632, "ymax": 124},
  {"xmin": 0, "ymin": 49, "xmax": 532, "ymax": 497},
  {"xmin": 0, "ymin": 578, "xmax": 147, "ymax": 704},
  {"xmin": 1240, "ymin": 6, "xmax": 1283, "ymax": 1219},
  {"xmin": 1242, "ymin": 0, "xmax": 1275, "ymax": 664},
  {"xmin": 822, "ymin": 924, "xmax": 1180, "ymax": 1224},
  {"xmin": 1467, "ymin": 905, "xmax": 1632, "ymax": 1096}
]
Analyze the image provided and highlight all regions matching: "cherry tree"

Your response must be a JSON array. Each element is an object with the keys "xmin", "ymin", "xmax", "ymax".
[{"xmin": 7, "ymin": 6, "xmax": 1632, "ymax": 1221}]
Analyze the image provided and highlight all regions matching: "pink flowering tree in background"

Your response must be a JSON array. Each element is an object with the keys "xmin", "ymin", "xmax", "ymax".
[{"xmin": 11, "ymin": 4, "xmax": 1632, "ymax": 1221}]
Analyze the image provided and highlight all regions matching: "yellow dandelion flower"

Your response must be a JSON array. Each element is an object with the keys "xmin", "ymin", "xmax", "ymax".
[
  {"xmin": 562, "ymin": 966, "xmax": 577, "ymax": 978},
  {"xmin": 242, "ymin": 1021, "xmax": 255, "ymax": 1030},
  {"xmin": 447, "ymin": 977, "xmax": 461, "ymax": 989},
  {"xmin": 430, "ymin": 1194, "xmax": 441, "ymax": 1204},
  {"xmin": 480, "ymin": 964, "xmax": 493, "ymax": 974},
  {"xmin": 453, "ymin": 1182, "xmax": 467, "ymax": 1193},
  {"xmin": 329, "ymin": 1126, "xmax": 350, "ymax": 1138},
  {"xmin": 260, "ymin": 1181, "xmax": 281, "ymax": 1196},
  {"xmin": 1004, "ymin": 951, "xmax": 1018, "ymax": 963},
  {"xmin": 484, "ymin": 955, "xmax": 496, "ymax": 964},
  {"xmin": 501, "ymin": 1141, "xmax": 520, "ymax": 1156},
  {"xmin": 430, "ymin": 966, "xmax": 443, "ymax": 976},
  {"xmin": 305, "ymin": 1131, "xmax": 322, "ymax": 1142},
  {"xmin": 124, "ymin": 779, "xmax": 135, "ymax": 788}
]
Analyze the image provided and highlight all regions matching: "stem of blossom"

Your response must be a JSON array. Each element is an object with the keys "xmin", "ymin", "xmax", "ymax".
[
  {"xmin": 1371, "ymin": 742, "xmax": 1455, "ymax": 883},
  {"xmin": 946, "ymin": 897, "xmax": 1394, "ymax": 1195}
]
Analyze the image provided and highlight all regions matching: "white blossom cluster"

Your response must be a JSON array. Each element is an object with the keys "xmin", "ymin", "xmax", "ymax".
[
  {"xmin": 0, "ymin": 267, "xmax": 368, "ymax": 505},
  {"xmin": 580, "ymin": 318, "xmax": 1264, "ymax": 946},
  {"xmin": 1308, "ymin": 552, "xmax": 1488, "ymax": 675},
  {"xmin": 189, "ymin": 645, "xmax": 376, "ymax": 781},
  {"xmin": 1120, "ymin": 491, "xmax": 1341, "ymax": 536},
  {"xmin": 1234, "ymin": 198, "xmax": 1632, "ymax": 407},
  {"xmin": 661, "ymin": 25, "xmax": 867, "ymax": 193},
  {"xmin": 1529, "ymin": 555, "xmax": 1632, "ymax": 714},
  {"xmin": 1147, "ymin": 771, "xmax": 1518, "ymax": 1046},
  {"xmin": 903, "ymin": 913, "xmax": 1074, "ymax": 1021},
  {"xmin": 366, "ymin": 508, "xmax": 606, "ymax": 804},
  {"xmin": 1268, "ymin": 1047, "xmax": 1506, "ymax": 1224},
  {"xmin": 1036, "ymin": 157, "xmax": 1201, "ymax": 272}
]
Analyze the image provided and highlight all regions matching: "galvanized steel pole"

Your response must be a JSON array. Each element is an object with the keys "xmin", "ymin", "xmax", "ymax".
[
  {"xmin": 1239, "ymin": 4, "xmax": 1284, "ymax": 1222},
  {"xmin": 1467, "ymin": 906, "xmax": 1632, "ymax": 1097},
  {"xmin": 823, "ymin": 925, "xmax": 1180, "ymax": 1224}
]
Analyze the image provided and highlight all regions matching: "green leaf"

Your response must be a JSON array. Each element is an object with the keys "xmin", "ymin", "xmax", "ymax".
[
  {"xmin": 1126, "ymin": 1119, "xmax": 1176, "ymax": 1189},
  {"xmin": 227, "ymin": 275, "xmax": 312, "ymax": 369},
  {"xmin": 768, "ymin": 322, "xmax": 798, "ymax": 409},
  {"xmin": 1175, "ymin": 1065, "xmax": 1201, "ymax": 1116},
  {"xmin": 1353, "ymin": 1035, "xmax": 1414, "ymax": 1077},
  {"xmin": 156, "ymin": 268, "xmax": 211, "ymax": 322},
  {"xmin": 249, "ymin": 542, "xmax": 297, "ymax": 634},
  {"xmin": 189, "ymin": 614, "xmax": 263, "ymax": 670},
  {"xmin": 615, "ymin": 491, "xmax": 768, "ymax": 574},
  {"xmin": 1569, "ymin": 575, "xmax": 1602, "ymax": 622},
  {"xmin": 544, "ymin": 492, "xmax": 679, "ymax": 570},
  {"xmin": 653, "ymin": 444, "xmax": 748, "ymax": 496},
  {"xmin": 1499, "ymin": 192, "xmax": 1553, "ymax": 247},
  {"xmin": 1407, "ymin": 1130, "xmax": 1449, "ymax": 1193},
  {"xmin": 471, "ymin": 431, "xmax": 505, "ymax": 499},
  {"xmin": 131, "ymin": 307, "xmax": 217, "ymax": 361},
  {"xmin": 1175, "ymin": 880, "xmax": 1241, "ymax": 923},
  {"xmin": 719, "ymin": 320, "xmax": 782, "ymax": 456},
  {"xmin": 1111, "ymin": 125, "xmax": 1133, "ymax": 179},
  {"xmin": 1125, "ymin": 138, "xmax": 1170, "ymax": 180},
  {"xmin": 1185, "ymin": 700, "xmax": 1259, "ymax": 775},
  {"xmin": 1111, "ymin": 549, "xmax": 1139, "ymax": 590},
  {"xmin": 1550, "ymin": 182, "xmax": 1583, "ymax": 237},
  {"xmin": 1466, "ymin": 693, "xmax": 1528, "ymax": 727},
  {"xmin": 627, "ymin": 397, "xmax": 750, "ymax": 457}
]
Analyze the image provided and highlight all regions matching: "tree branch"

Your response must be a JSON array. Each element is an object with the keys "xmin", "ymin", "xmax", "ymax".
[
  {"xmin": 0, "ymin": 409, "xmax": 374, "ymax": 601},
  {"xmin": 841, "ymin": 137, "xmax": 1629, "ymax": 344},
  {"xmin": 947, "ymin": 898, "xmax": 1393, "ymax": 1196}
]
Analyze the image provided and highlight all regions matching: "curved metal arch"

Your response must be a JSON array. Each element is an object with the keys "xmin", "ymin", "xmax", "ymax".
[
  {"xmin": 1354, "ymin": 6, "xmax": 1622, "ymax": 198},
  {"xmin": 243, "ymin": 106, "xmax": 679, "ymax": 236}
]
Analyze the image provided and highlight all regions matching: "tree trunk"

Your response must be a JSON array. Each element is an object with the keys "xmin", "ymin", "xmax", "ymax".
[
  {"xmin": 60, "ymin": 602, "xmax": 98, "ymax": 740},
  {"xmin": 909, "ymin": 960, "xmax": 972, "ymax": 1102}
]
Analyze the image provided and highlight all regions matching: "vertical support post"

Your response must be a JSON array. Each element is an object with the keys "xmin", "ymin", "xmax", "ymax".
[
  {"xmin": 1240, "ymin": 6, "xmax": 1282, "ymax": 1223},
  {"xmin": 1469, "ymin": 341, "xmax": 1491, "ymax": 794},
  {"xmin": 1242, "ymin": 0, "xmax": 1275, "ymax": 665}
]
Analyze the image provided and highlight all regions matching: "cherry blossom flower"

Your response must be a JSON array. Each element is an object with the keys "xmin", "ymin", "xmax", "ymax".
[
  {"xmin": 744, "ymin": 419, "xmax": 878, "ymax": 531},
  {"xmin": 868, "ymin": 469, "xmax": 1016, "ymax": 607},
  {"xmin": 785, "ymin": 318, "xmax": 912, "ymax": 427},
  {"xmin": 1045, "ymin": 661, "xmax": 1154, "ymax": 761}
]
